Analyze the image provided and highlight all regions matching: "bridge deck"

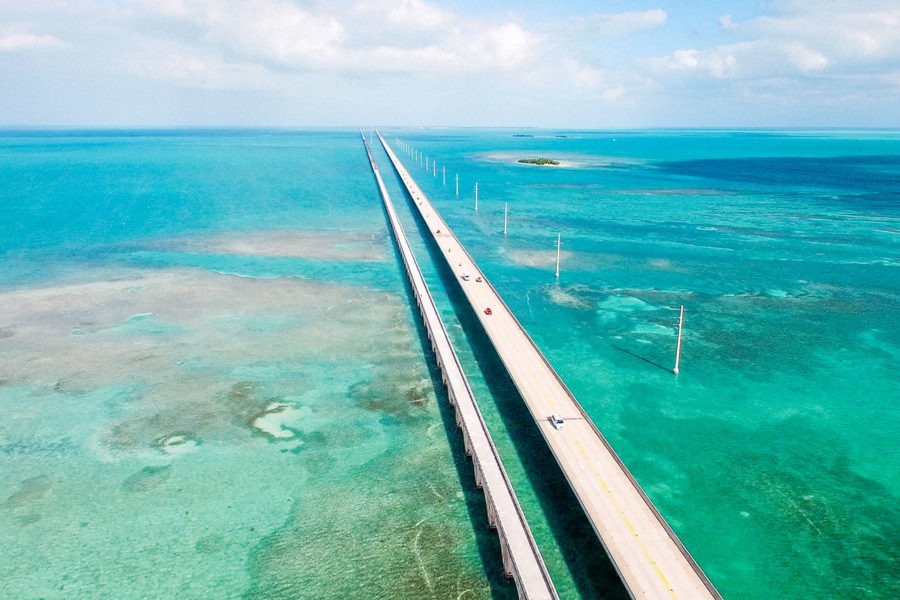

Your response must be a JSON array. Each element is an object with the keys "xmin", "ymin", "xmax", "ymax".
[
  {"xmin": 362, "ymin": 133, "xmax": 557, "ymax": 600},
  {"xmin": 377, "ymin": 132, "xmax": 722, "ymax": 600}
]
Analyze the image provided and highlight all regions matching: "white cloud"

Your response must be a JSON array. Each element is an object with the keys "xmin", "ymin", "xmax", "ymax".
[
  {"xmin": 215, "ymin": 2, "xmax": 345, "ymax": 68},
  {"xmin": 784, "ymin": 42, "xmax": 829, "ymax": 72},
  {"xmin": 123, "ymin": 0, "xmax": 546, "ymax": 76},
  {"xmin": 743, "ymin": 2, "xmax": 900, "ymax": 63},
  {"xmin": 562, "ymin": 61, "xmax": 629, "ymax": 99},
  {"xmin": 0, "ymin": 32, "xmax": 63, "ymax": 52},
  {"xmin": 656, "ymin": 45, "xmax": 741, "ymax": 78},
  {"xmin": 352, "ymin": 0, "xmax": 453, "ymax": 32},
  {"xmin": 133, "ymin": 0, "xmax": 191, "ymax": 19},
  {"xmin": 718, "ymin": 15, "xmax": 738, "ymax": 31},
  {"xmin": 332, "ymin": 20, "xmax": 543, "ymax": 73},
  {"xmin": 67, "ymin": 0, "xmax": 555, "ymax": 104},
  {"xmin": 465, "ymin": 22, "xmax": 537, "ymax": 70},
  {"xmin": 656, "ymin": 0, "xmax": 900, "ymax": 79},
  {"xmin": 130, "ymin": 0, "xmax": 345, "ymax": 69},
  {"xmin": 665, "ymin": 49, "xmax": 699, "ymax": 70},
  {"xmin": 655, "ymin": 40, "xmax": 832, "ymax": 79}
]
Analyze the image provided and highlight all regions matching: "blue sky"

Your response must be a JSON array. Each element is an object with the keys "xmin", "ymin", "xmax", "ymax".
[{"xmin": 1, "ymin": 0, "xmax": 898, "ymax": 127}]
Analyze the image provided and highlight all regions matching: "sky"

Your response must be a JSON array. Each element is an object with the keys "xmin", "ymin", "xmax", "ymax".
[{"xmin": 1, "ymin": 0, "xmax": 898, "ymax": 127}]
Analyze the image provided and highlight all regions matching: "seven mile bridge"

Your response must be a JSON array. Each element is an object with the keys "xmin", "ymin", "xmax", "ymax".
[{"xmin": 377, "ymin": 131, "xmax": 722, "ymax": 600}]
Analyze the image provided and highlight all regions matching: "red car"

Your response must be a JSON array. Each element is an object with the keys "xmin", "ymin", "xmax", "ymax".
[{"xmin": 484, "ymin": 308, "xmax": 492, "ymax": 315}]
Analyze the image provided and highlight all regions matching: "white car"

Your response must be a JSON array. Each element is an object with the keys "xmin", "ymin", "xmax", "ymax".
[
  {"xmin": 550, "ymin": 414, "xmax": 564, "ymax": 430},
  {"xmin": 461, "ymin": 273, "xmax": 471, "ymax": 281}
]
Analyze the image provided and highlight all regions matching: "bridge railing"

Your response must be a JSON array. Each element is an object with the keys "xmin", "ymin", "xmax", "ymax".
[{"xmin": 364, "ymin": 133, "xmax": 557, "ymax": 600}]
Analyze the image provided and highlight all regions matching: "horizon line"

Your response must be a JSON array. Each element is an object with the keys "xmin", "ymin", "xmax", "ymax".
[{"xmin": 2, "ymin": 125, "xmax": 899, "ymax": 132}]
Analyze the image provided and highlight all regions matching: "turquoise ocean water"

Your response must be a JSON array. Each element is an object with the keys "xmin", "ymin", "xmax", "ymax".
[{"xmin": 0, "ymin": 129, "xmax": 897, "ymax": 599}]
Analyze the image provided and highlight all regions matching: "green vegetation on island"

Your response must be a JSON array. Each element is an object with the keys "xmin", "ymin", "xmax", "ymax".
[{"xmin": 518, "ymin": 158, "xmax": 560, "ymax": 166}]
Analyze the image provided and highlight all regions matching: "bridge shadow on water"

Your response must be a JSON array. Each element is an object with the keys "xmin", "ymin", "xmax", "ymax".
[
  {"xmin": 378, "ymin": 190, "xmax": 517, "ymax": 598},
  {"xmin": 389, "ymin": 169, "xmax": 630, "ymax": 600}
]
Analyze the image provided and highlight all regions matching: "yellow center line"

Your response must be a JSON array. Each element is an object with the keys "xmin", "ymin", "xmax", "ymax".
[{"xmin": 568, "ymin": 433, "xmax": 678, "ymax": 599}]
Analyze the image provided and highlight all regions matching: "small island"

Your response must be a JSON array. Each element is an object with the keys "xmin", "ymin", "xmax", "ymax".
[{"xmin": 518, "ymin": 158, "xmax": 560, "ymax": 166}]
